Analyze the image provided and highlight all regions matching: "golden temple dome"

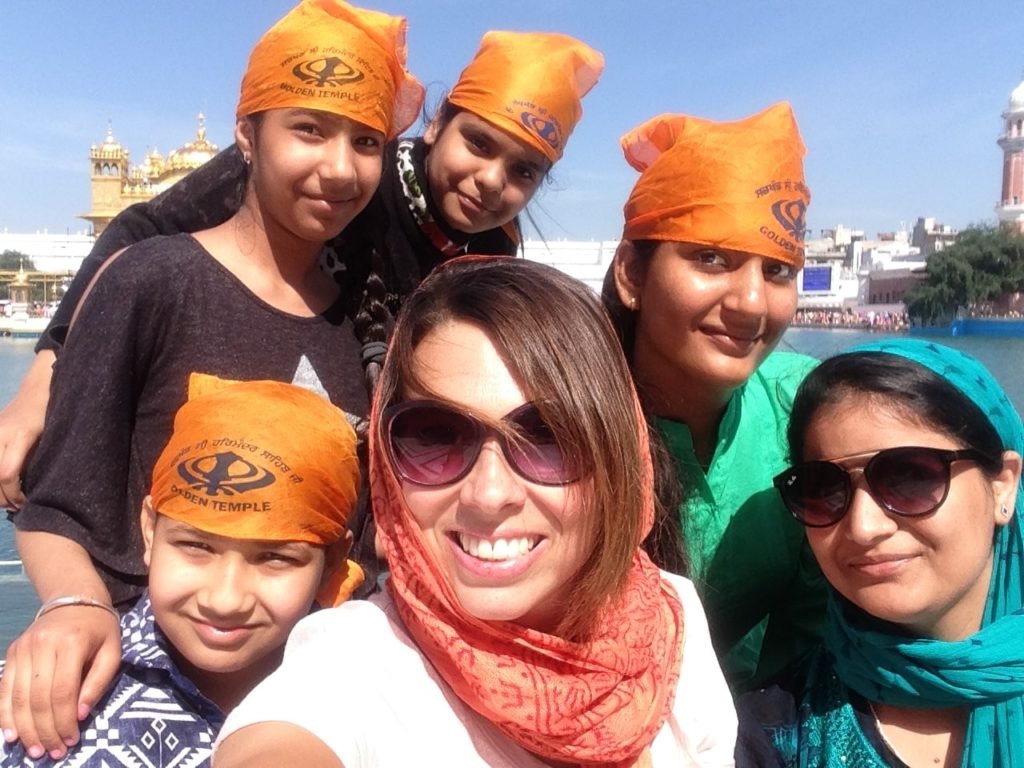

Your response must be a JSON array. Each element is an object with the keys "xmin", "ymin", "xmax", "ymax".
[
  {"xmin": 166, "ymin": 113, "xmax": 219, "ymax": 172},
  {"xmin": 140, "ymin": 147, "xmax": 165, "ymax": 177},
  {"xmin": 82, "ymin": 112, "xmax": 221, "ymax": 236},
  {"xmin": 90, "ymin": 123, "xmax": 129, "ymax": 161}
]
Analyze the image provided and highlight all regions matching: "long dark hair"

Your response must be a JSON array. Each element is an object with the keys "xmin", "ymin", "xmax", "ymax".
[{"xmin": 599, "ymin": 238, "xmax": 687, "ymax": 574}]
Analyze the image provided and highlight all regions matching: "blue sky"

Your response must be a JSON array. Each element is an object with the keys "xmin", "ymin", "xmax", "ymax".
[{"xmin": 1, "ymin": 1, "xmax": 1022, "ymax": 241}]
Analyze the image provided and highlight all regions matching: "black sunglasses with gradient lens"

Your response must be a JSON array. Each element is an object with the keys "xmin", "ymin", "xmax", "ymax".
[
  {"xmin": 382, "ymin": 400, "xmax": 575, "ymax": 487},
  {"xmin": 773, "ymin": 446, "xmax": 995, "ymax": 528}
]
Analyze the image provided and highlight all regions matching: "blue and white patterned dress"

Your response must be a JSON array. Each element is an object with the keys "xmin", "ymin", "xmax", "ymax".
[{"xmin": 1, "ymin": 595, "xmax": 224, "ymax": 767}]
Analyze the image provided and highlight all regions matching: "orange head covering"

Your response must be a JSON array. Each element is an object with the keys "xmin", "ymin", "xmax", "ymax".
[
  {"xmin": 149, "ymin": 374, "xmax": 363, "ymax": 605},
  {"xmin": 236, "ymin": 0, "xmax": 424, "ymax": 139},
  {"xmin": 447, "ymin": 31, "xmax": 604, "ymax": 163},
  {"xmin": 622, "ymin": 102, "xmax": 811, "ymax": 267},
  {"xmin": 368, "ymin": 256, "xmax": 683, "ymax": 765}
]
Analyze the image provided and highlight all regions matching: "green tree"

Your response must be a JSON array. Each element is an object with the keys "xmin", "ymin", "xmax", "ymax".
[
  {"xmin": 0, "ymin": 250, "xmax": 36, "ymax": 271},
  {"xmin": 904, "ymin": 224, "xmax": 1024, "ymax": 324}
]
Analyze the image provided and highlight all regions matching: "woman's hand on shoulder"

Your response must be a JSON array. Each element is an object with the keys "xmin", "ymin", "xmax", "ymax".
[
  {"xmin": 215, "ymin": 723, "xmax": 344, "ymax": 768},
  {"xmin": 0, "ymin": 605, "xmax": 121, "ymax": 760}
]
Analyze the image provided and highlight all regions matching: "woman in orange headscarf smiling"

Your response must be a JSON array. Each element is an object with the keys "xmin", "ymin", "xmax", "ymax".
[{"xmin": 214, "ymin": 257, "xmax": 737, "ymax": 767}]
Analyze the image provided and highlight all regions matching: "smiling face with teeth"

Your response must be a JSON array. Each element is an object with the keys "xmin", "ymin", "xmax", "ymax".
[{"xmin": 397, "ymin": 319, "xmax": 593, "ymax": 633}]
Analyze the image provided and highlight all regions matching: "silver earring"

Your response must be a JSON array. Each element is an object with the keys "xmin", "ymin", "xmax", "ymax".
[
  {"xmin": 1002, "ymin": 504, "xmax": 1010, "ymax": 518},
  {"xmin": 243, "ymin": 153, "xmax": 251, "ymax": 165}
]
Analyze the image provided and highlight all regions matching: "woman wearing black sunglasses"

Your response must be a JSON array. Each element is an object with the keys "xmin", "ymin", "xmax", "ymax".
[
  {"xmin": 214, "ymin": 256, "xmax": 738, "ymax": 767},
  {"xmin": 738, "ymin": 338, "xmax": 1024, "ymax": 768}
]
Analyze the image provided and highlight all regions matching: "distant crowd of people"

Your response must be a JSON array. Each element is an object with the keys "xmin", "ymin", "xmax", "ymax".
[
  {"xmin": 792, "ymin": 308, "xmax": 909, "ymax": 331},
  {"xmin": 967, "ymin": 305, "xmax": 1024, "ymax": 319},
  {"xmin": 793, "ymin": 305, "xmax": 1024, "ymax": 331},
  {"xmin": 0, "ymin": 302, "xmax": 56, "ymax": 319}
]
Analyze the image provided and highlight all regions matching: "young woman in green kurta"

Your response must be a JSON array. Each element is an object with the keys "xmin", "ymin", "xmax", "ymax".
[{"xmin": 604, "ymin": 102, "xmax": 824, "ymax": 690}]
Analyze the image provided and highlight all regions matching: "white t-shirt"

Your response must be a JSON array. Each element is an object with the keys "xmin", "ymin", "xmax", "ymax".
[{"xmin": 217, "ymin": 572, "xmax": 737, "ymax": 767}]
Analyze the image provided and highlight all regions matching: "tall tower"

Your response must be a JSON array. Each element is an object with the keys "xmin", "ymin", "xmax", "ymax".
[
  {"xmin": 996, "ymin": 78, "xmax": 1024, "ymax": 231},
  {"xmin": 81, "ymin": 125, "xmax": 131, "ymax": 236}
]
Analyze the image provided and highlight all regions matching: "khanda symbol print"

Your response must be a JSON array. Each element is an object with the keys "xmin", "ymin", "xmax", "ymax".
[
  {"xmin": 771, "ymin": 198, "xmax": 808, "ymax": 242},
  {"xmin": 177, "ymin": 451, "xmax": 276, "ymax": 497},
  {"xmin": 292, "ymin": 57, "xmax": 364, "ymax": 88},
  {"xmin": 520, "ymin": 111, "xmax": 561, "ymax": 150}
]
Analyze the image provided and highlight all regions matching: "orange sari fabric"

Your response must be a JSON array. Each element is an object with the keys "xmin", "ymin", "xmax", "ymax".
[{"xmin": 370, "ymin": 392, "xmax": 684, "ymax": 766}]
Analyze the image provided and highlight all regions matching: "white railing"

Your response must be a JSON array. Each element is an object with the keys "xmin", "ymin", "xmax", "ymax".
[{"xmin": 0, "ymin": 559, "xmax": 26, "ymax": 576}]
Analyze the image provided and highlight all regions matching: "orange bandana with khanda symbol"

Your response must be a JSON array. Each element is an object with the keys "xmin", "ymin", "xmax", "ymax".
[
  {"xmin": 622, "ymin": 102, "xmax": 811, "ymax": 267},
  {"xmin": 236, "ymin": 0, "xmax": 424, "ymax": 138},
  {"xmin": 149, "ymin": 374, "xmax": 363, "ymax": 605},
  {"xmin": 448, "ymin": 30, "xmax": 604, "ymax": 163}
]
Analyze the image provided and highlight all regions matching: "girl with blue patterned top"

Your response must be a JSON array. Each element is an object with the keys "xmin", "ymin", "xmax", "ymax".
[
  {"xmin": 1, "ymin": 376, "xmax": 362, "ymax": 767},
  {"xmin": 737, "ymin": 339, "xmax": 1024, "ymax": 767},
  {"xmin": 0, "ymin": 1, "xmax": 421, "ymax": 760}
]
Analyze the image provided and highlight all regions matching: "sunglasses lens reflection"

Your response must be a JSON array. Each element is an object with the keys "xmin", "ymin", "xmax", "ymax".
[
  {"xmin": 778, "ymin": 447, "xmax": 969, "ymax": 526},
  {"xmin": 782, "ymin": 462, "xmax": 849, "ymax": 526},
  {"xmin": 506, "ymin": 406, "xmax": 569, "ymax": 485},
  {"xmin": 865, "ymin": 448, "xmax": 950, "ymax": 516},
  {"xmin": 386, "ymin": 402, "xmax": 573, "ymax": 486},
  {"xmin": 389, "ymin": 406, "xmax": 477, "ymax": 485}
]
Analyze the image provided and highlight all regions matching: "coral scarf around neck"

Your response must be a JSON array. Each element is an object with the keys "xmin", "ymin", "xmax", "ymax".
[{"xmin": 370, "ymin": 396, "xmax": 684, "ymax": 766}]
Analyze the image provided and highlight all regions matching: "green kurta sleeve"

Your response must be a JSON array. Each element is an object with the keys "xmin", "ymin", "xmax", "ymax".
[{"xmin": 660, "ymin": 351, "xmax": 826, "ymax": 690}]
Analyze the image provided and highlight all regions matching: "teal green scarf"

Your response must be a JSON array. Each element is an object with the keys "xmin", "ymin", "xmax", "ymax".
[{"xmin": 825, "ymin": 339, "xmax": 1024, "ymax": 768}]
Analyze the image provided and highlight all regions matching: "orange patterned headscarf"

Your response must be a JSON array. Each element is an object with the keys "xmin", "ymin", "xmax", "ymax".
[
  {"xmin": 622, "ymin": 102, "xmax": 811, "ymax": 267},
  {"xmin": 447, "ymin": 31, "xmax": 604, "ymax": 163},
  {"xmin": 236, "ymin": 0, "xmax": 424, "ymax": 138},
  {"xmin": 149, "ymin": 374, "xmax": 363, "ymax": 605},
  {"xmin": 369, "ymin": 273, "xmax": 683, "ymax": 765}
]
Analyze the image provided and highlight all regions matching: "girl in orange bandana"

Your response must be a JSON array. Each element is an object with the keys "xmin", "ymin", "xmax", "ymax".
[
  {"xmin": 603, "ymin": 104, "xmax": 825, "ymax": 691},
  {"xmin": 1, "ymin": 377, "xmax": 363, "ymax": 767},
  {"xmin": 2, "ymin": 1, "xmax": 420, "ymax": 759},
  {"xmin": 215, "ymin": 257, "xmax": 737, "ymax": 767},
  {"xmin": 0, "ymin": 24, "xmax": 604, "ymax": 646},
  {"xmin": 0, "ymin": 30, "xmax": 604, "ymax": 505}
]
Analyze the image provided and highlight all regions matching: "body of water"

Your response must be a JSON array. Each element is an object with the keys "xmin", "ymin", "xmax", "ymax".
[
  {"xmin": 1, "ymin": 330, "xmax": 1023, "ymax": 648},
  {"xmin": 780, "ymin": 327, "xmax": 1024, "ymax": 412},
  {"xmin": 0, "ymin": 338, "xmax": 42, "ymax": 647}
]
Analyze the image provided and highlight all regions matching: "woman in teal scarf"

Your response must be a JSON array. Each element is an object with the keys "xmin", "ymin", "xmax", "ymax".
[{"xmin": 737, "ymin": 338, "xmax": 1024, "ymax": 767}]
